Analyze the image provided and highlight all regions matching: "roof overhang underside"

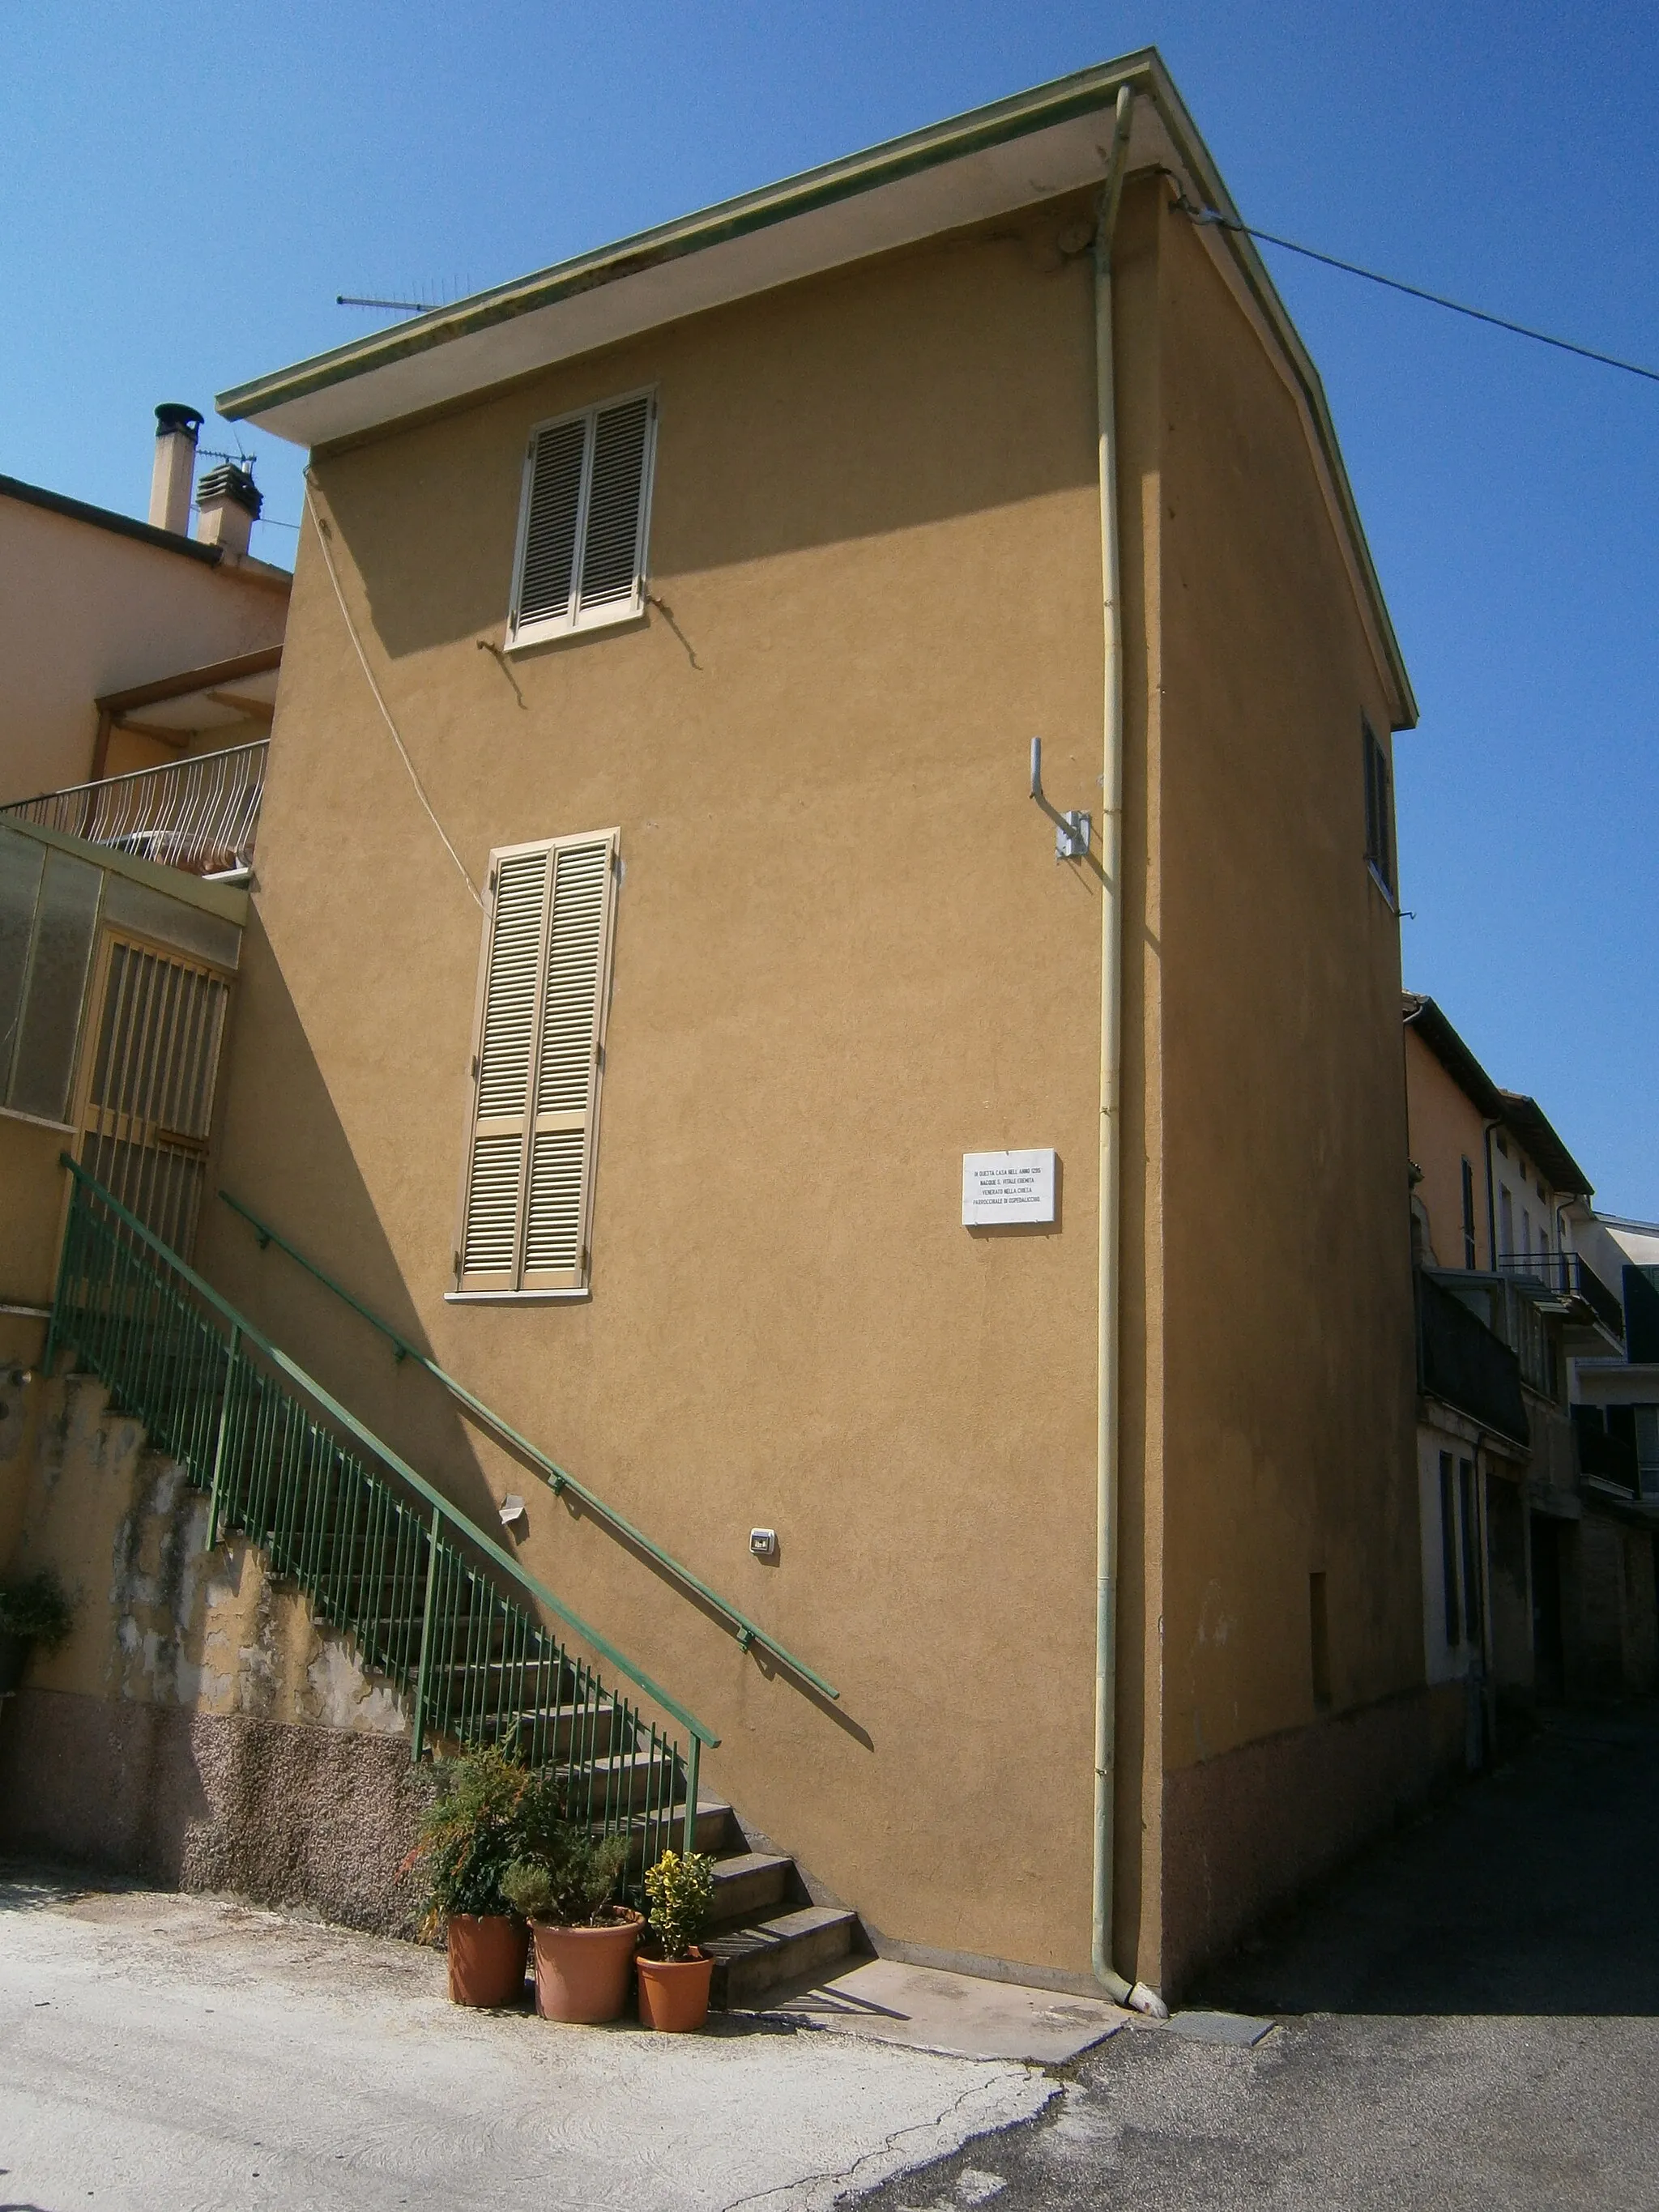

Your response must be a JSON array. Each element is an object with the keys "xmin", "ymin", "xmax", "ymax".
[{"xmin": 219, "ymin": 49, "xmax": 1414, "ymax": 726}]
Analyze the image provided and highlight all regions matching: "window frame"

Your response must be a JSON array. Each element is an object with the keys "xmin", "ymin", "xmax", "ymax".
[
  {"xmin": 1362, "ymin": 715, "xmax": 1396, "ymax": 902},
  {"xmin": 447, "ymin": 828, "xmax": 620, "ymax": 1304},
  {"xmin": 504, "ymin": 387, "xmax": 659, "ymax": 653}
]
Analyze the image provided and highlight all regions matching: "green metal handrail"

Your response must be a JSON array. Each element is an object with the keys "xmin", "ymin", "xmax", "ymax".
[
  {"xmin": 217, "ymin": 1186, "xmax": 839, "ymax": 1701},
  {"xmin": 49, "ymin": 1159, "xmax": 714, "ymax": 1870}
]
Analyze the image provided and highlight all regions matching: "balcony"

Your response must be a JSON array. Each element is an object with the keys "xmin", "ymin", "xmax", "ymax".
[
  {"xmin": 1495, "ymin": 1250, "xmax": 1625, "ymax": 1349},
  {"xmin": 0, "ymin": 740, "xmax": 267, "ymax": 880},
  {"xmin": 1417, "ymin": 1270, "xmax": 1529, "ymax": 1447}
]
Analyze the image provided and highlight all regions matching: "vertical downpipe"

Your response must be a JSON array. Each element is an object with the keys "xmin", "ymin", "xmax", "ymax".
[{"xmin": 1091, "ymin": 85, "xmax": 1166, "ymax": 2018}]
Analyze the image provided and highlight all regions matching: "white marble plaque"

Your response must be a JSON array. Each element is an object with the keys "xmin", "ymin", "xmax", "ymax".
[{"xmin": 962, "ymin": 1149, "xmax": 1056, "ymax": 1226}]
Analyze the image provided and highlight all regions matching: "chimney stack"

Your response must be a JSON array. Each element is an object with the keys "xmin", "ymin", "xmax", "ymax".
[
  {"xmin": 149, "ymin": 403, "xmax": 203, "ymax": 535},
  {"xmin": 194, "ymin": 462, "xmax": 262, "ymax": 557}
]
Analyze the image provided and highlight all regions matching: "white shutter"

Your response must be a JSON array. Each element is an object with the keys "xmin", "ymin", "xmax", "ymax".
[
  {"xmin": 575, "ymin": 395, "xmax": 653, "ymax": 618},
  {"xmin": 456, "ymin": 832, "xmax": 616, "ymax": 1294},
  {"xmin": 506, "ymin": 390, "xmax": 656, "ymax": 646},
  {"xmin": 514, "ymin": 419, "xmax": 587, "ymax": 631}
]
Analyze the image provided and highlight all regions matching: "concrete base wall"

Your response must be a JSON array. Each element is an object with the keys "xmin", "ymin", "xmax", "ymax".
[
  {"xmin": 0, "ymin": 1687, "xmax": 430, "ymax": 1936},
  {"xmin": 1160, "ymin": 1681, "xmax": 1464, "ymax": 1997}
]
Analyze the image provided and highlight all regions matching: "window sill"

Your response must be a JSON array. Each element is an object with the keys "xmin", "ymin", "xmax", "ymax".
[
  {"xmin": 502, "ymin": 603, "xmax": 647, "ymax": 657},
  {"xmin": 0, "ymin": 1104, "xmax": 75, "ymax": 1136},
  {"xmin": 444, "ymin": 1289, "xmax": 591, "ymax": 1305}
]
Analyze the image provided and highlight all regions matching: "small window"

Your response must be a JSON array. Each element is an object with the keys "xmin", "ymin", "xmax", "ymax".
[
  {"xmin": 1362, "ymin": 718, "xmax": 1395, "ymax": 897},
  {"xmin": 506, "ymin": 390, "xmax": 658, "ymax": 648},
  {"xmin": 454, "ymin": 831, "xmax": 618, "ymax": 1296},
  {"xmin": 1439, "ymin": 1453, "xmax": 1461, "ymax": 1645},
  {"xmin": 1460, "ymin": 1157, "xmax": 1478, "ymax": 1270},
  {"xmin": 1458, "ymin": 1459, "xmax": 1482, "ymax": 1644}
]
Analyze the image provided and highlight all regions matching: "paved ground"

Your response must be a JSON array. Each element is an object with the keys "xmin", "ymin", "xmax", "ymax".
[
  {"xmin": 848, "ymin": 1707, "xmax": 1659, "ymax": 2210},
  {"xmin": 0, "ymin": 1876, "xmax": 1050, "ymax": 2212},
  {"xmin": 6, "ymin": 1707, "xmax": 1657, "ymax": 2210}
]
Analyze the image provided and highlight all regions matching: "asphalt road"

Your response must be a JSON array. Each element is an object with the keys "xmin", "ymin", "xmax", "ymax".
[{"xmin": 851, "ymin": 1706, "xmax": 1659, "ymax": 2211}]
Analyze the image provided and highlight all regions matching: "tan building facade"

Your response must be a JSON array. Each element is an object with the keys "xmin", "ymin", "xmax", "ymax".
[
  {"xmin": 0, "ymin": 457, "xmax": 287, "ymax": 804},
  {"xmin": 3, "ymin": 56, "xmax": 1444, "ymax": 2000},
  {"xmin": 1403, "ymin": 994, "xmax": 1649, "ymax": 1730}
]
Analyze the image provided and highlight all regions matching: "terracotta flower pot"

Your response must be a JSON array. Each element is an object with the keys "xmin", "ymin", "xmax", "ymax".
[
  {"xmin": 637, "ymin": 1949, "xmax": 714, "ymax": 2032},
  {"xmin": 446, "ymin": 1914, "xmax": 530, "ymax": 2008},
  {"xmin": 531, "ymin": 1908, "xmax": 643, "ymax": 2023}
]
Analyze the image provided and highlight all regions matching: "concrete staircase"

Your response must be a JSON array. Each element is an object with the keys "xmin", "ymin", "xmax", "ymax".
[{"xmin": 685, "ymin": 1794, "xmax": 860, "ymax": 2007}]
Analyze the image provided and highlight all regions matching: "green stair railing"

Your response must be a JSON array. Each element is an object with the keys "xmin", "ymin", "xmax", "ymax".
[
  {"xmin": 48, "ymin": 1159, "xmax": 716, "ymax": 1884},
  {"xmin": 217, "ymin": 1187, "xmax": 838, "ymax": 1701}
]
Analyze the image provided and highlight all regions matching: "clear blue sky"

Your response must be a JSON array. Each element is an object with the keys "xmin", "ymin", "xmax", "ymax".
[{"xmin": 3, "ymin": 2, "xmax": 1654, "ymax": 1214}]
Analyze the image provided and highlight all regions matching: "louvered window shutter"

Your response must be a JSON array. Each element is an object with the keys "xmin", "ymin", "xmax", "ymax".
[
  {"xmin": 508, "ymin": 390, "xmax": 656, "ymax": 645},
  {"xmin": 457, "ymin": 832, "xmax": 617, "ymax": 1294}
]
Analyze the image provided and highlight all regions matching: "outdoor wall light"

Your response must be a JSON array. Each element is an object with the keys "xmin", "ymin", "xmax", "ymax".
[{"xmin": 749, "ymin": 1528, "xmax": 778, "ymax": 1561}]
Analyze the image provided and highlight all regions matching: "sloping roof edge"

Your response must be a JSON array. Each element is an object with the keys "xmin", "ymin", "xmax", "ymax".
[
  {"xmin": 1402, "ymin": 993, "xmax": 1504, "ymax": 1119},
  {"xmin": 1498, "ymin": 1090, "xmax": 1593, "ymax": 1200},
  {"xmin": 0, "ymin": 473, "xmax": 222, "ymax": 566},
  {"xmin": 219, "ymin": 49, "xmax": 1414, "ymax": 725}
]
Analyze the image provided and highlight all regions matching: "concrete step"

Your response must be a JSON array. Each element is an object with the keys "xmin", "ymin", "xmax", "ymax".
[
  {"xmin": 624, "ymin": 1797, "xmax": 734, "ymax": 1867},
  {"xmin": 707, "ymin": 1850, "xmax": 791, "ymax": 1923},
  {"xmin": 706, "ymin": 1905, "xmax": 859, "ymax": 2008}
]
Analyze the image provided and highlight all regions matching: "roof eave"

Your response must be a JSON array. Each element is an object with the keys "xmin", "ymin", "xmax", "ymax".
[
  {"xmin": 219, "ymin": 52, "xmax": 1164, "ymax": 428},
  {"xmin": 219, "ymin": 49, "xmax": 1414, "ymax": 727}
]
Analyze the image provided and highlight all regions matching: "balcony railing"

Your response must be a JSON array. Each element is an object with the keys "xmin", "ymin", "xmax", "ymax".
[
  {"xmin": 1417, "ymin": 1271, "xmax": 1530, "ymax": 1447},
  {"xmin": 0, "ymin": 740, "xmax": 268, "ymax": 880},
  {"xmin": 1495, "ymin": 1250, "xmax": 1625, "ymax": 1343}
]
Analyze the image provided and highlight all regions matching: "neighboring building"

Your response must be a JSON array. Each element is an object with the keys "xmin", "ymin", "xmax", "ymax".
[
  {"xmin": 0, "ymin": 411, "xmax": 287, "ymax": 1359},
  {"xmin": 0, "ymin": 407, "xmax": 288, "ymax": 802},
  {"xmin": 1403, "ymin": 995, "xmax": 1652, "ymax": 1724},
  {"xmin": 4, "ymin": 54, "xmax": 1439, "ymax": 2004},
  {"xmin": 1575, "ymin": 1213, "xmax": 1659, "ymax": 1507}
]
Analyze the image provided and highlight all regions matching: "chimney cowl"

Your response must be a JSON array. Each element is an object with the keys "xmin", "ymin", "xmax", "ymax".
[
  {"xmin": 149, "ymin": 403, "xmax": 202, "ymax": 534},
  {"xmin": 195, "ymin": 462, "xmax": 262, "ymax": 520}
]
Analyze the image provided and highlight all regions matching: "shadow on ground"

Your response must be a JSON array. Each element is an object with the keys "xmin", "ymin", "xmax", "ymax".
[{"xmin": 1194, "ymin": 1704, "xmax": 1659, "ymax": 2019}]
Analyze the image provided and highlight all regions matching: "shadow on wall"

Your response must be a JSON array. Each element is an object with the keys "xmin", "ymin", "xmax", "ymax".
[
  {"xmin": 194, "ymin": 907, "xmax": 505, "ymax": 1543},
  {"xmin": 314, "ymin": 214, "xmax": 1102, "ymax": 661}
]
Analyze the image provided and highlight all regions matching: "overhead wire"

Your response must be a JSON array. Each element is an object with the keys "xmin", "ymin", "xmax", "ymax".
[
  {"xmin": 1181, "ymin": 202, "xmax": 1659, "ymax": 386},
  {"xmin": 301, "ymin": 483, "xmax": 482, "ymax": 906}
]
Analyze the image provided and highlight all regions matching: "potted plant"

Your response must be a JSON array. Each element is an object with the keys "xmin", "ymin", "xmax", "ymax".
[
  {"xmin": 501, "ymin": 1771, "xmax": 638, "ymax": 2023},
  {"xmin": 403, "ymin": 1745, "xmax": 531, "ymax": 2008},
  {"xmin": 0, "ymin": 1567, "xmax": 76, "ymax": 1695},
  {"xmin": 637, "ymin": 1849, "xmax": 718, "ymax": 2031}
]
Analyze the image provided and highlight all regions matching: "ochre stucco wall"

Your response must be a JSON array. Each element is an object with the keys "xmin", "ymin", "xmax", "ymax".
[
  {"xmin": 179, "ymin": 177, "xmax": 1431, "ymax": 1990},
  {"xmin": 0, "ymin": 495, "xmax": 287, "ymax": 804},
  {"xmin": 1147, "ymin": 186, "xmax": 1430, "ymax": 1987},
  {"xmin": 200, "ymin": 199, "xmax": 1114, "ymax": 1981},
  {"xmin": 1405, "ymin": 1028, "xmax": 1493, "ymax": 1269}
]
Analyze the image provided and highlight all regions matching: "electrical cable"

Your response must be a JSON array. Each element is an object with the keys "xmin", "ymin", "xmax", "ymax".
[
  {"xmin": 1184, "ymin": 203, "xmax": 1659, "ymax": 386},
  {"xmin": 301, "ymin": 485, "xmax": 482, "ymax": 906}
]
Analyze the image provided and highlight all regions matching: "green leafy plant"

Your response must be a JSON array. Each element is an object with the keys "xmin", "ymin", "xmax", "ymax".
[
  {"xmin": 500, "ymin": 1767, "xmax": 630, "ymax": 1926},
  {"xmin": 401, "ymin": 1745, "xmax": 530, "ymax": 1937},
  {"xmin": 0, "ymin": 1567, "xmax": 75, "ymax": 1652},
  {"xmin": 643, "ymin": 1849, "xmax": 715, "ymax": 1962}
]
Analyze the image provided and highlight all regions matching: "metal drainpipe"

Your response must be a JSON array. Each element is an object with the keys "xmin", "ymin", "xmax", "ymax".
[{"xmin": 1090, "ymin": 84, "xmax": 1165, "ymax": 2020}]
